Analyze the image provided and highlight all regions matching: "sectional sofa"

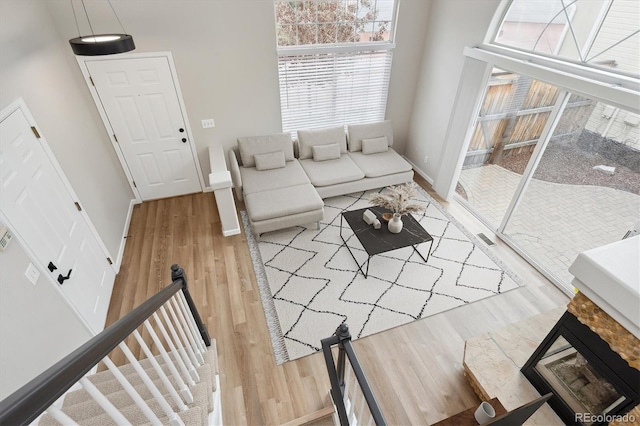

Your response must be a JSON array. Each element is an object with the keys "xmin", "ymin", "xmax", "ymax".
[{"xmin": 229, "ymin": 120, "xmax": 414, "ymax": 239}]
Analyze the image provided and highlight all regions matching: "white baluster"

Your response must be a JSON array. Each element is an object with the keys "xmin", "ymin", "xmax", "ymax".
[
  {"xmin": 170, "ymin": 296, "xmax": 205, "ymax": 364},
  {"xmin": 102, "ymin": 356, "xmax": 163, "ymax": 425},
  {"xmin": 79, "ymin": 377, "xmax": 130, "ymax": 425},
  {"xmin": 132, "ymin": 329, "xmax": 187, "ymax": 411},
  {"xmin": 46, "ymin": 405, "xmax": 78, "ymax": 425},
  {"xmin": 343, "ymin": 363, "xmax": 352, "ymax": 411},
  {"xmin": 118, "ymin": 342, "xmax": 185, "ymax": 426},
  {"xmin": 177, "ymin": 292, "xmax": 207, "ymax": 354},
  {"xmin": 160, "ymin": 306, "xmax": 200, "ymax": 382},
  {"xmin": 356, "ymin": 385, "xmax": 366, "ymax": 424},
  {"xmin": 166, "ymin": 300, "xmax": 201, "ymax": 367},
  {"xmin": 144, "ymin": 318, "xmax": 195, "ymax": 402},
  {"xmin": 152, "ymin": 313, "xmax": 195, "ymax": 386}
]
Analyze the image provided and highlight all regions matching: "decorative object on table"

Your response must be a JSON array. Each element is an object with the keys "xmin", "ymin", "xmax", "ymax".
[
  {"xmin": 369, "ymin": 182, "xmax": 423, "ymax": 234},
  {"xmin": 474, "ymin": 401, "xmax": 496, "ymax": 424},
  {"xmin": 362, "ymin": 209, "xmax": 381, "ymax": 229},
  {"xmin": 242, "ymin": 187, "xmax": 522, "ymax": 364}
]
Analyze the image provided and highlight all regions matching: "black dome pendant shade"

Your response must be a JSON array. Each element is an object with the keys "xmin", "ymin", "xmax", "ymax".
[
  {"xmin": 69, "ymin": 34, "xmax": 135, "ymax": 56},
  {"xmin": 68, "ymin": 0, "xmax": 135, "ymax": 56}
]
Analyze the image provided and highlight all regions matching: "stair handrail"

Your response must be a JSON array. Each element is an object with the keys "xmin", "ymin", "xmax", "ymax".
[
  {"xmin": 0, "ymin": 264, "xmax": 210, "ymax": 426},
  {"xmin": 321, "ymin": 323, "xmax": 386, "ymax": 426}
]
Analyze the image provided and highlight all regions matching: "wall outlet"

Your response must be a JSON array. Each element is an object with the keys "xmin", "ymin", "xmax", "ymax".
[
  {"xmin": 25, "ymin": 263, "xmax": 40, "ymax": 286},
  {"xmin": 201, "ymin": 118, "xmax": 215, "ymax": 128},
  {"xmin": 423, "ymin": 155, "xmax": 429, "ymax": 164}
]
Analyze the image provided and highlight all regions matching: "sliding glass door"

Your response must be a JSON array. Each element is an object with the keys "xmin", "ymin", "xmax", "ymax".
[{"xmin": 456, "ymin": 70, "xmax": 640, "ymax": 291}]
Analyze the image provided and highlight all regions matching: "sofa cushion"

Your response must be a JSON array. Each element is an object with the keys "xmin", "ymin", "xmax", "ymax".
[
  {"xmin": 348, "ymin": 148, "xmax": 412, "ymax": 178},
  {"xmin": 347, "ymin": 120, "xmax": 393, "ymax": 152},
  {"xmin": 298, "ymin": 126, "xmax": 347, "ymax": 160},
  {"xmin": 240, "ymin": 159, "xmax": 309, "ymax": 194},
  {"xmin": 244, "ymin": 184, "xmax": 324, "ymax": 222},
  {"xmin": 255, "ymin": 151, "xmax": 286, "ymax": 171},
  {"xmin": 312, "ymin": 143, "xmax": 341, "ymax": 161},
  {"xmin": 299, "ymin": 155, "xmax": 364, "ymax": 187},
  {"xmin": 238, "ymin": 133, "xmax": 294, "ymax": 167},
  {"xmin": 362, "ymin": 136, "xmax": 389, "ymax": 155}
]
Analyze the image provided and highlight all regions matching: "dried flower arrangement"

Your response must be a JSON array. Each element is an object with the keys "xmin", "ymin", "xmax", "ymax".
[{"xmin": 369, "ymin": 182, "xmax": 423, "ymax": 216}]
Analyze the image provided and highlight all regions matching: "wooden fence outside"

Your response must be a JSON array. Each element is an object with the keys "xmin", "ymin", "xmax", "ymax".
[{"xmin": 464, "ymin": 74, "xmax": 595, "ymax": 166}]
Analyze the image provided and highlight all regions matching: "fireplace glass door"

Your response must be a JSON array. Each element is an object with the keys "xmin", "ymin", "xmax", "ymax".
[{"xmin": 522, "ymin": 312, "xmax": 640, "ymax": 426}]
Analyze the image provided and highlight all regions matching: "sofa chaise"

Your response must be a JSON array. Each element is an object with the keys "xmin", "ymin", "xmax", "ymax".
[{"xmin": 229, "ymin": 120, "xmax": 414, "ymax": 239}]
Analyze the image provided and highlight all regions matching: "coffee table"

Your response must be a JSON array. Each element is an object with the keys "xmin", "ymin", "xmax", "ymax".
[{"xmin": 340, "ymin": 206, "xmax": 434, "ymax": 278}]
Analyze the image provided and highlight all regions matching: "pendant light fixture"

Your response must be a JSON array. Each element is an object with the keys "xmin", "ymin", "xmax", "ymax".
[{"xmin": 68, "ymin": 0, "xmax": 135, "ymax": 56}]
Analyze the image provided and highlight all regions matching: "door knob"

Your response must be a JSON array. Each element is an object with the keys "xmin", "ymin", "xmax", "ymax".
[
  {"xmin": 57, "ymin": 269, "xmax": 72, "ymax": 285},
  {"xmin": 181, "ymin": 138, "xmax": 187, "ymax": 143},
  {"xmin": 179, "ymin": 128, "xmax": 185, "ymax": 132},
  {"xmin": 48, "ymin": 261, "xmax": 58, "ymax": 272}
]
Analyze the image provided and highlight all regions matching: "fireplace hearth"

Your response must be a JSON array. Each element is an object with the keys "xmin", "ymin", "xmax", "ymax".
[{"xmin": 522, "ymin": 311, "xmax": 640, "ymax": 425}]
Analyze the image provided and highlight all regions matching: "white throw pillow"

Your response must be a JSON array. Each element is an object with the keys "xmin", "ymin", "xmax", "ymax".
[
  {"xmin": 312, "ymin": 143, "xmax": 342, "ymax": 161},
  {"xmin": 254, "ymin": 151, "xmax": 286, "ymax": 171},
  {"xmin": 361, "ymin": 136, "xmax": 389, "ymax": 154}
]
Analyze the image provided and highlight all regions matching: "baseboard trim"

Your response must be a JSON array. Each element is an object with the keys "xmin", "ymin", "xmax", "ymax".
[
  {"xmin": 116, "ymin": 199, "xmax": 139, "ymax": 272},
  {"xmin": 222, "ymin": 227, "xmax": 241, "ymax": 237},
  {"xmin": 403, "ymin": 156, "xmax": 434, "ymax": 185}
]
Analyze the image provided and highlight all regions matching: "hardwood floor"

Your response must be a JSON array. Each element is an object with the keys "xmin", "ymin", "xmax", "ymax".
[{"xmin": 105, "ymin": 176, "xmax": 569, "ymax": 425}]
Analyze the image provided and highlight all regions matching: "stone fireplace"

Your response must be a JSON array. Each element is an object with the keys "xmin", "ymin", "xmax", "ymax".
[{"xmin": 522, "ymin": 236, "xmax": 640, "ymax": 426}]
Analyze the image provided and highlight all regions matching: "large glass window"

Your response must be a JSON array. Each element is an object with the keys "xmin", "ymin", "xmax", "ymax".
[
  {"xmin": 493, "ymin": 0, "xmax": 639, "ymax": 76},
  {"xmin": 275, "ymin": 0, "xmax": 397, "ymax": 135}
]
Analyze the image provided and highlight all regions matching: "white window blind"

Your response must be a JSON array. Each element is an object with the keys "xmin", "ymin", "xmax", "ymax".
[{"xmin": 278, "ymin": 48, "xmax": 393, "ymax": 134}]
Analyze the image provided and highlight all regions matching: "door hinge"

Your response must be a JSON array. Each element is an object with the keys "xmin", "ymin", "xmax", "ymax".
[
  {"xmin": 74, "ymin": 202, "xmax": 82, "ymax": 211},
  {"xmin": 31, "ymin": 126, "xmax": 41, "ymax": 139},
  {"xmin": 132, "ymin": 180, "xmax": 137, "ymax": 188},
  {"xmin": 113, "ymin": 134, "xmax": 118, "ymax": 142},
  {"xmin": 89, "ymin": 76, "xmax": 95, "ymax": 86},
  {"xmin": 106, "ymin": 257, "xmax": 113, "ymax": 265}
]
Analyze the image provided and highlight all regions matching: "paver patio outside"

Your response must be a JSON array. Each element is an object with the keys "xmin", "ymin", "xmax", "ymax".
[{"xmin": 458, "ymin": 165, "xmax": 640, "ymax": 285}]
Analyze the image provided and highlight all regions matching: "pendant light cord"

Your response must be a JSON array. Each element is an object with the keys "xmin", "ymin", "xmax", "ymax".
[
  {"xmin": 70, "ymin": 0, "xmax": 81, "ymax": 38},
  {"xmin": 80, "ymin": 0, "xmax": 96, "ymax": 37},
  {"xmin": 107, "ymin": 0, "xmax": 128, "ymax": 34}
]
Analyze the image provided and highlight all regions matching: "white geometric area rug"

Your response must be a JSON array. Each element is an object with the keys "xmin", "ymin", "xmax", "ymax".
[{"xmin": 242, "ymin": 187, "xmax": 521, "ymax": 364}]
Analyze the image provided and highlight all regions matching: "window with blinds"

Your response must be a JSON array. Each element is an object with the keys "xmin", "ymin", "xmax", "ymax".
[{"xmin": 275, "ymin": 0, "xmax": 397, "ymax": 135}]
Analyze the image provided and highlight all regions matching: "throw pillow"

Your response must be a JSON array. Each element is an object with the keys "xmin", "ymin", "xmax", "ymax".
[
  {"xmin": 362, "ymin": 136, "xmax": 389, "ymax": 154},
  {"xmin": 312, "ymin": 143, "xmax": 341, "ymax": 161},
  {"xmin": 254, "ymin": 151, "xmax": 286, "ymax": 171}
]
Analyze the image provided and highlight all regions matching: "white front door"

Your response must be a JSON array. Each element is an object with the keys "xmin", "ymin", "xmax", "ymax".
[
  {"xmin": 0, "ymin": 105, "xmax": 115, "ymax": 333},
  {"xmin": 86, "ymin": 57, "xmax": 202, "ymax": 201}
]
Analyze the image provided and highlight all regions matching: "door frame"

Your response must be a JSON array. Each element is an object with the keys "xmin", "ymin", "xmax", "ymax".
[
  {"xmin": 76, "ymin": 52, "xmax": 205, "ymax": 202},
  {"xmin": 0, "ymin": 97, "xmax": 115, "ymax": 335}
]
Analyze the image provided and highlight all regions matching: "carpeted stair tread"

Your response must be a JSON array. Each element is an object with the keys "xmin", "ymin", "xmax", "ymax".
[
  {"xmin": 63, "ymin": 361, "xmax": 212, "ymax": 410},
  {"xmin": 40, "ymin": 403, "xmax": 203, "ymax": 426},
  {"xmin": 40, "ymin": 381, "xmax": 208, "ymax": 426}
]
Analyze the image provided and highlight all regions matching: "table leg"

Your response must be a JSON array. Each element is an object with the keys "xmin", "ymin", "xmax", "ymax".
[
  {"xmin": 412, "ymin": 239, "xmax": 434, "ymax": 263},
  {"xmin": 340, "ymin": 214, "xmax": 370, "ymax": 278}
]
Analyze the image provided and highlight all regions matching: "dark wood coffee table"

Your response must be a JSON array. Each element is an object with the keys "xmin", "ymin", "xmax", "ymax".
[{"xmin": 340, "ymin": 206, "xmax": 434, "ymax": 278}]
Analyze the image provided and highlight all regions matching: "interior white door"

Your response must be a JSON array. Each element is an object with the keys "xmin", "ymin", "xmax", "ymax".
[
  {"xmin": 0, "ymin": 107, "xmax": 115, "ymax": 333},
  {"xmin": 86, "ymin": 57, "xmax": 202, "ymax": 201}
]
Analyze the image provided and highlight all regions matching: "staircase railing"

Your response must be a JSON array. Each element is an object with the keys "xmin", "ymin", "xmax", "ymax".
[
  {"xmin": 322, "ymin": 324, "xmax": 386, "ymax": 426},
  {"xmin": 0, "ymin": 264, "xmax": 211, "ymax": 426}
]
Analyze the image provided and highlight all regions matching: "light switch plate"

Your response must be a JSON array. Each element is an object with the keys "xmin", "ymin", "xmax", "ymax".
[
  {"xmin": 25, "ymin": 263, "xmax": 40, "ymax": 285},
  {"xmin": 201, "ymin": 118, "xmax": 215, "ymax": 128}
]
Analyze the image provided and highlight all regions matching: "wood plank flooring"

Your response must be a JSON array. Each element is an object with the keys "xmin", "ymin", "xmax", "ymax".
[{"xmin": 105, "ymin": 176, "xmax": 569, "ymax": 425}]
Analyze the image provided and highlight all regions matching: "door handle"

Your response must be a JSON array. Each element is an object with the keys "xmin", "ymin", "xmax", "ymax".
[
  {"xmin": 57, "ymin": 269, "xmax": 72, "ymax": 285},
  {"xmin": 48, "ymin": 261, "xmax": 58, "ymax": 272},
  {"xmin": 181, "ymin": 138, "xmax": 187, "ymax": 143}
]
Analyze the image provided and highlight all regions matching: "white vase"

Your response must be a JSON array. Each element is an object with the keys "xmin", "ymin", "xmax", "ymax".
[{"xmin": 388, "ymin": 213, "xmax": 403, "ymax": 233}]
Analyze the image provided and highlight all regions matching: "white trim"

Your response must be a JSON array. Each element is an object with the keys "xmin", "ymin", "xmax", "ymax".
[
  {"xmin": 0, "ymin": 98, "xmax": 102, "ymax": 335},
  {"xmin": 76, "ymin": 52, "xmax": 206, "ymax": 201},
  {"xmin": 466, "ymin": 46, "xmax": 640, "ymax": 111},
  {"xmin": 277, "ymin": 42, "xmax": 396, "ymax": 56},
  {"xmin": 222, "ymin": 228, "xmax": 241, "ymax": 237},
  {"xmin": 115, "ymin": 198, "xmax": 140, "ymax": 272},
  {"xmin": 402, "ymin": 155, "xmax": 434, "ymax": 185}
]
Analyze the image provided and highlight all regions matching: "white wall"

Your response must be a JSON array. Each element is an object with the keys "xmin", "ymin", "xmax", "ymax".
[
  {"xmin": 0, "ymin": 0, "xmax": 132, "ymax": 398},
  {"xmin": 45, "ymin": 0, "xmax": 431, "ymax": 176},
  {"xmin": 405, "ymin": 0, "xmax": 501, "ymax": 181}
]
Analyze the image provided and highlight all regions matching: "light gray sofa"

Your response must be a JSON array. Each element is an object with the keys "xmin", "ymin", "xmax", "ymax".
[{"xmin": 230, "ymin": 120, "xmax": 414, "ymax": 239}]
